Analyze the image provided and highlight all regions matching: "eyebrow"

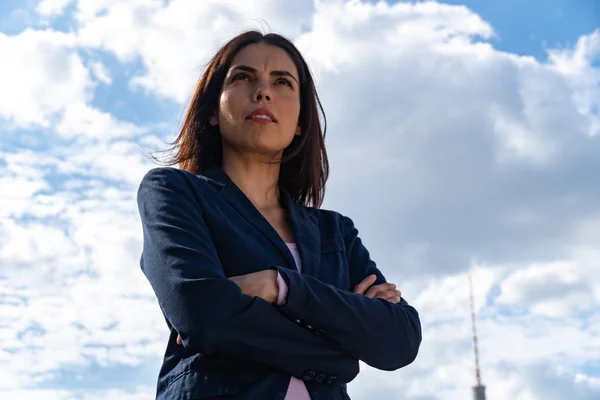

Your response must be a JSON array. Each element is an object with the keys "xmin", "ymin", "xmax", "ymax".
[{"xmin": 229, "ymin": 64, "xmax": 299, "ymax": 84}]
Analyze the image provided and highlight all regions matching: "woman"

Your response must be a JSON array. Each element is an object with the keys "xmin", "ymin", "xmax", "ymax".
[{"xmin": 137, "ymin": 30, "xmax": 421, "ymax": 400}]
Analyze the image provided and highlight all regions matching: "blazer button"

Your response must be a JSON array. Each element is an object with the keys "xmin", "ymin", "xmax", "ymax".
[
  {"xmin": 303, "ymin": 371, "xmax": 316, "ymax": 381},
  {"xmin": 315, "ymin": 329, "xmax": 326, "ymax": 336},
  {"xmin": 326, "ymin": 376, "xmax": 337, "ymax": 385},
  {"xmin": 315, "ymin": 374, "xmax": 326, "ymax": 383},
  {"xmin": 306, "ymin": 324, "xmax": 313, "ymax": 330},
  {"xmin": 295, "ymin": 319, "xmax": 302, "ymax": 324}
]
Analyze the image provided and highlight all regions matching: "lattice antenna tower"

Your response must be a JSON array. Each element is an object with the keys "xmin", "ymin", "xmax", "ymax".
[{"xmin": 469, "ymin": 274, "xmax": 487, "ymax": 400}]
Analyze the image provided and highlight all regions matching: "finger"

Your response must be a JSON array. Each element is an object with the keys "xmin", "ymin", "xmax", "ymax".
[
  {"xmin": 352, "ymin": 274, "xmax": 377, "ymax": 294},
  {"xmin": 177, "ymin": 335, "xmax": 182, "ymax": 345},
  {"xmin": 388, "ymin": 292, "xmax": 402, "ymax": 303},
  {"xmin": 353, "ymin": 274, "xmax": 377, "ymax": 294},
  {"xmin": 374, "ymin": 289, "xmax": 401, "ymax": 300},
  {"xmin": 364, "ymin": 283, "xmax": 396, "ymax": 298}
]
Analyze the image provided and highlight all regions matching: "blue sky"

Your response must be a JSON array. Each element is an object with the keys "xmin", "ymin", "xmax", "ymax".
[
  {"xmin": 436, "ymin": 0, "xmax": 599, "ymax": 58},
  {"xmin": 1, "ymin": 1, "xmax": 599, "ymax": 399}
]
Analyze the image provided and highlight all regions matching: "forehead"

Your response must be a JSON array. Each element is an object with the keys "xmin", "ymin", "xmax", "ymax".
[{"xmin": 230, "ymin": 43, "xmax": 299, "ymax": 76}]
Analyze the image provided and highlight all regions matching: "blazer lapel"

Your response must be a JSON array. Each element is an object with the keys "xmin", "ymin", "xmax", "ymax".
[
  {"xmin": 200, "ymin": 166, "xmax": 321, "ymax": 277},
  {"xmin": 279, "ymin": 189, "xmax": 321, "ymax": 278},
  {"xmin": 200, "ymin": 166, "xmax": 297, "ymax": 270}
]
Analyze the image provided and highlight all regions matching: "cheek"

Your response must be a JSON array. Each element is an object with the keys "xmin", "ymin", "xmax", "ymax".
[
  {"xmin": 281, "ymin": 96, "xmax": 301, "ymax": 124},
  {"xmin": 218, "ymin": 91, "xmax": 240, "ymax": 125}
]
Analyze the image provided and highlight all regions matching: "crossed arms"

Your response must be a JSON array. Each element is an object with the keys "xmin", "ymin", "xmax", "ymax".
[{"xmin": 137, "ymin": 168, "xmax": 422, "ymax": 383}]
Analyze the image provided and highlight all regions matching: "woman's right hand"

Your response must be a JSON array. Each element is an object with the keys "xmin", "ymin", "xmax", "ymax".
[{"xmin": 352, "ymin": 274, "xmax": 402, "ymax": 304}]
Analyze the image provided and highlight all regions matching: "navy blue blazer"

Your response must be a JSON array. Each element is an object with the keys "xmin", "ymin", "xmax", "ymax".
[{"xmin": 136, "ymin": 166, "xmax": 422, "ymax": 400}]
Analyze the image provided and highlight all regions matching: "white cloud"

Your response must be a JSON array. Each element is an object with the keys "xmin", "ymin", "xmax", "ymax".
[
  {"xmin": 75, "ymin": 0, "xmax": 314, "ymax": 102},
  {"xmin": 299, "ymin": 0, "xmax": 495, "ymax": 74},
  {"xmin": 36, "ymin": 0, "xmax": 75, "ymax": 18},
  {"xmin": 548, "ymin": 29, "xmax": 600, "ymax": 137},
  {"xmin": 0, "ymin": 387, "xmax": 156, "ymax": 400},
  {"xmin": 0, "ymin": 29, "xmax": 84, "ymax": 128},
  {"xmin": 0, "ymin": 28, "xmax": 144, "ymax": 140},
  {"xmin": 80, "ymin": 387, "xmax": 157, "ymax": 400},
  {"xmin": 87, "ymin": 60, "xmax": 112, "ymax": 85},
  {"xmin": 1, "ymin": 1, "xmax": 600, "ymax": 399},
  {"xmin": 0, "ymin": 175, "xmax": 166, "ymax": 390},
  {"xmin": 56, "ymin": 103, "xmax": 143, "ymax": 139},
  {"xmin": 497, "ymin": 260, "xmax": 596, "ymax": 317},
  {"xmin": 410, "ymin": 265, "xmax": 500, "ymax": 323}
]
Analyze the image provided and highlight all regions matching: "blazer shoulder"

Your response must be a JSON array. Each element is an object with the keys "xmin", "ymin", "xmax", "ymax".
[
  {"xmin": 309, "ymin": 207, "xmax": 343, "ymax": 221},
  {"xmin": 304, "ymin": 206, "xmax": 354, "ymax": 236},
  {"xmin": 138, "ymin": 166, "xmax": 190, "ymax": 185},
  {"xmin": 138, "ymin": 166, "xmax": 222, "ymax": 195}
]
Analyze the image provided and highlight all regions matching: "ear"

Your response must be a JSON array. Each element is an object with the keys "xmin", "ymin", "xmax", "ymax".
[
  {"xmin": 209, "ymin": 111, "xmax": 218, "ymax": 126},
  {"xmin": 295, "ymin": 125, "xmax": 301, "ymax": 136}
]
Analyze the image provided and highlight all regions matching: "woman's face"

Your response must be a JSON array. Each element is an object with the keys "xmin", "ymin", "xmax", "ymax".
[{"xmin": 212, "ymin": 43, "xmax": 301, "ymax": 160}]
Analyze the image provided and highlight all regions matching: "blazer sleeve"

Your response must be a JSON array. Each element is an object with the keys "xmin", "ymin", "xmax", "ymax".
[
  {"xmin": 136, "ymin": 167, "xmax": 359, "ymax": 383},
  {"xmin": 273, "ymin": 214, "xmax": 422, "ymax": 371}
]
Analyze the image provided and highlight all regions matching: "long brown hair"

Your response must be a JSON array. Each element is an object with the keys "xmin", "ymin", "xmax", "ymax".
[{"xmin": 149, "ymin": 30, "xmax": 329, "ymax": 208}]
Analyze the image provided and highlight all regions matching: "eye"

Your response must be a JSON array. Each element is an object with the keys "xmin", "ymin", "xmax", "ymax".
[
  {"xmin": 276, "ymin": 77, "xmax": 293, "ymax": 87},
  {"xmin": 232, "ymin": 73, "xmax": 250, "ymax": 81}
]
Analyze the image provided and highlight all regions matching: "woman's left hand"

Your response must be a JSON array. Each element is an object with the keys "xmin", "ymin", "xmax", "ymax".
[
  {"xmin": 353, "ymin": 274, "xmax": 402, "ymax": 303},
  {"xmin": 176, "ymin": 270, "xmax": 278, "ymax": 346},
  {"xmin": 229, "ymin": 269, "xmax": 279, "ymax": 303}
]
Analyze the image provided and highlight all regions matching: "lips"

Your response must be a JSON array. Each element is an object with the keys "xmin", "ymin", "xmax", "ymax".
[{"xmin": 246, "ymin": 108, "xmax": 277, "ymax": 122}]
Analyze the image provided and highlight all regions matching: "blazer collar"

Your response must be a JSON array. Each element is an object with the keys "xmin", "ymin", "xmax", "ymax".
[{"xmin": 199, "ymin": 166, "xmax": 321, "ymax": 277}]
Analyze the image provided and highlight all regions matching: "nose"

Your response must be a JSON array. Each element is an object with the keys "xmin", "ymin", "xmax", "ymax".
[{"xmin": 253, "ymin": 78, "xmax": 271, "ymax": 102}]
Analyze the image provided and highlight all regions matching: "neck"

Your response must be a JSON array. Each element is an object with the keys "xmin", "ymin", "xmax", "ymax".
[{"xmin": 221, "ymin": 153, "xmax": 282, "ymax": 212}]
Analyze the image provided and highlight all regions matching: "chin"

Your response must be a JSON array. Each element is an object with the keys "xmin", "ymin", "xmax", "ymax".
[
  {"xmin": 224, "ymin": 132, "xmax": 293, "ymax": 159},
  {"xmin": 249, "ymin": 136, "xmax": 293, "ymax": 155}
]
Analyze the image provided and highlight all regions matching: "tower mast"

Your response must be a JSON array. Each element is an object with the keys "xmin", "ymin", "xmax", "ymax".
[{"xmin": 469, "ymin": 274, "xmax": 487, "ymax": 400}]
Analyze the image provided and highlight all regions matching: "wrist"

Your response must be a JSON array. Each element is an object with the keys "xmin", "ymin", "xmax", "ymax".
[
  {"xmin": 268, "ymin": 269, "xmax": 280, "ymax": 304},
  {"xmin": 270, "ymin": 286, "xmax": 278, "ymax": 304}
]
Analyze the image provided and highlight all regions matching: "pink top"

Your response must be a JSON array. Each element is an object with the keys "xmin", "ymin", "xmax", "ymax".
[{"xmin": 275, "ymin": 243, "xmax": 311, "ymax": 400}]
